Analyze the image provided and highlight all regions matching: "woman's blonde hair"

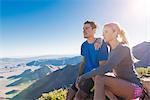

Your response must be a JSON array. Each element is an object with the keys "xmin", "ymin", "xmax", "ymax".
[{"xmin": 104, "ymin": 22, "xmax": 129, "ymax": 45}]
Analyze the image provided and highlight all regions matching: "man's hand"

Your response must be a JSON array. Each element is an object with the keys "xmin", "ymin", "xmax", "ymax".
[
  {"xmin": 94, "ymin": 38, "xmax": 103, "ymax": 50},
  {"xmin": 75, "ymin": 77, "xmax": 80, "ymax": 89},
  {"xmin": 75, "ymin": 76, "xmax": 83, "ymax": 90},
  {"xmin": 76, "ymin": 56, "xmax": 85, "ymax": 90},
  {"xmin": 75, "ymin": 83, "xmax": 80, "ymax": 90}
]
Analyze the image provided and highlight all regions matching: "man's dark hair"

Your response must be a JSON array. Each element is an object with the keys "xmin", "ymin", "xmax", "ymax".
[{"xmin": 84, "ymin": 21, "xmax": 97, "ymax": 29}]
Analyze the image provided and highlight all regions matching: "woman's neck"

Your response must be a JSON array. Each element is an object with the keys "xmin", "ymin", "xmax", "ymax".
[{"xmin": 109, "ymin": 39, "xmax": 120, "ymax": 50}]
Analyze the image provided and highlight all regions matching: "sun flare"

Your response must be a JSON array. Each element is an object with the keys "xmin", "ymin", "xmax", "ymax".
[{"xmin": 132, "ymin": 0, "xmax": 150, "ymax": 17}]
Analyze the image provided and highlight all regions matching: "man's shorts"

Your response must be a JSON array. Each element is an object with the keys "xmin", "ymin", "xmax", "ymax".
[{"xmin": 71, "ymin": 78, "xmax": 94, "ymax": 94}]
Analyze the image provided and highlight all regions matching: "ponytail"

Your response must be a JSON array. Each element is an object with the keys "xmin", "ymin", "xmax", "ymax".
[
  {"xmin": 119, "ymin": 29, "xmax": 129, "ymax": 45},
  {"xmin": 104, "ymin": 22, "xmax": 129, "ymax": 45}
]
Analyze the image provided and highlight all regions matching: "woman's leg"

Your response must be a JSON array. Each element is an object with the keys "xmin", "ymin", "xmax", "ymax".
[
  {"xmin": 105, "ymin": 88, "xmax": 118, "ymax": 100},
  {"xmin": 94, "ymin": 75, "xmax": 135, "ymax": 100}
]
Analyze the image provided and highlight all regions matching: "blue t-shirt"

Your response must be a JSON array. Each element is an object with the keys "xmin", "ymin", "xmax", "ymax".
[{"xmin": 81, "ymin": 39, "xmax": 108, "ymax": 73}]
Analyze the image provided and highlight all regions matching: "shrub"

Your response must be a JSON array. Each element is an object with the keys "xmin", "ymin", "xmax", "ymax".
[
  {"xmin": 136, "ymin": 67, "xmax": 150, "ymax": 76},
  {"xmin": 38, "ymin": 89, "xmax": 67, "ymax": 100}
]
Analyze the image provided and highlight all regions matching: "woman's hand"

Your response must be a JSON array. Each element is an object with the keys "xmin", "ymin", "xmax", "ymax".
[{"xmin": 94, "ymin": 38, "xmax": 103, "ymax": 50}]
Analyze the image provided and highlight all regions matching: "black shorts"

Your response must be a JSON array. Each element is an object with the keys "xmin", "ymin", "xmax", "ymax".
[{"xmin": 71, "ymin": 78, "xmax": 94, "ymax": 94}]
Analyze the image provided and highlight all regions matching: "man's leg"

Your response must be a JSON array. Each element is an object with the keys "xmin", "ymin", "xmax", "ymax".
[
  {"xmin": 66, "ymin": 82, "xmax": 78, "ymax": 100},
  {"xmin": 74, "ymin": 89, "xmax": 89, "ymax": 100},
  {"xmin": 74, "ymin": 78, "xmax": 94, "ymax": 100},
  {"xmin": 66, "ymin": 88, "xmax": 77, "ymax": 100}
]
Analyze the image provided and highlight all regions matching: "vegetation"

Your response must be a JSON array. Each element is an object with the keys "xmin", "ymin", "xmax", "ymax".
[
  {"xmin": 38, "ymin": 89, "xmax": 67, "ymax": 100},
  {"xmin": 136, "ymin": 67, "xmax": 150, "ymax": 76}
]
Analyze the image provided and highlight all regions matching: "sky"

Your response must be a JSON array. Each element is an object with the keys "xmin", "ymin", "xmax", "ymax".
[{"xmin": 0, "ymin": 0, "xmax": 150, "ymax": 58}]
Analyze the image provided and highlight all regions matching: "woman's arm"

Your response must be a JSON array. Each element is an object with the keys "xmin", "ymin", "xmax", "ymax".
[{"xmin": 77, "ymin": 45, "xmax": 129, "ymax": 84}]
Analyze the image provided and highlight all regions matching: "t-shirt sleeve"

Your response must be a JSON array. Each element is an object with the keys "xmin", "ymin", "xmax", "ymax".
[
  {"xmin": 98, "ymin": 40, "xmax": 108, "ymax": 61},
  {"xmin": 81, "ymin": 43, "xmax": 85, "ymax": 56}
]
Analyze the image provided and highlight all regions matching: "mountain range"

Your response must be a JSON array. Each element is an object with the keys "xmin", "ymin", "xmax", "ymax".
[{"xmin": 11, "ymin": 41, "xmax": 150, "ymax": 100}]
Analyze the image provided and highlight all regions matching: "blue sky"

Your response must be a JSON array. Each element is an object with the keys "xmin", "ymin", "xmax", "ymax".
[{"xmin": 1, "ymin": 0, "xmax": 150, "ymax": 58}]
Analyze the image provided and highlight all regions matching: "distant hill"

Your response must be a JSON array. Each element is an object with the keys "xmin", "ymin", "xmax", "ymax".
[
  {"xmin": 0, "ymin": 55, "xmax": 81, "ymax": 68},
  {"xmin": 6, "ymin": 65, "xmax": 59, "ymax": 87},
  {"xmin": 26, "ymin": 56, "xmax": 82, "ymax": 66},
  {"xmin": 132, "ymin": 42, "xmax": 150, "ymax": 67},
  {"xmin": 7, "ymin": 69, "xmax": 33, "ymax": 80},
  {"xmin": 0, "ymin": 58, "xmax": 30, "ymax": 68},
  {"xmin": 11, "ymin": 64, "xmax": 80, "ymax": 100}
]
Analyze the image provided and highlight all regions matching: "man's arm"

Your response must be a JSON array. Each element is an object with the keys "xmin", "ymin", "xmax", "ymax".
[
  {"xmin": 76, "ymin": 56, "xmax": 85, "ymax": 89},
  {"xmin": 77, "ymin": 56, "xmax": 85, "ymax": 77}
]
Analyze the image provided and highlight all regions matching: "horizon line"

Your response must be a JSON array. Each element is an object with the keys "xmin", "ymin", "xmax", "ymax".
[{"xmin": 0, "ymin": 54, "xmax": 80, "ymax": 59}]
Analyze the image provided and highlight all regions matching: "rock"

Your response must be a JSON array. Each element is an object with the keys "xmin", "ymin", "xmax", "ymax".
[{"xmin": 141, "ymin": 77, "xmax": 150, "ymax": 97}]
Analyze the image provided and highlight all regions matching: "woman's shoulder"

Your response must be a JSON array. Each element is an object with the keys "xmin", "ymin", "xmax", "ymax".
[
  {"xmin": 119, "ymin": 43, "xmax": 131, "ymax": 53},
  {"xmin": 121, "ymin": 43, "xmax": 130, "ymax": 48}
]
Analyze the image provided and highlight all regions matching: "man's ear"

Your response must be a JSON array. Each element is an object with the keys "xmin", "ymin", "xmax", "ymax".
[{"xmin": 93, "ymin": 28, "xmax": 96, "ymax": 33}]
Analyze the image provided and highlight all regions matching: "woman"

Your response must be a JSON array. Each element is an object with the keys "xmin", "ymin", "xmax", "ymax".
[{"xmin": 76, "ymin": 22, "xmax": 143, "ymax": 100}]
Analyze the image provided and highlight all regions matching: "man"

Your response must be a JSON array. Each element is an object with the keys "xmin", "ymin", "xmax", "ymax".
[{"xmin": 66, "ymin": 21, "xmax": 108, "ymax": 100}]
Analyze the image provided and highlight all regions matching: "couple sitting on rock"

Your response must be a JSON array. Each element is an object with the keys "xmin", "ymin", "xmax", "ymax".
[{"xmin": 66, "ymin": 21, "xmax": 143, "ymax": 100}]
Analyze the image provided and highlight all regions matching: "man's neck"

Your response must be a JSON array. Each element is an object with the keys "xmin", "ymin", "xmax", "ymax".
[{"xmin": 87, "ymin": 37, "xmax": 96, "ymax": 44}]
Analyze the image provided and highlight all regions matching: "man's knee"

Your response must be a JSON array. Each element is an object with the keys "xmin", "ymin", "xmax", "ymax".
[
  {"xmin": 74, "ymin": 90, "xmax": 88, "ymax": 100},
  {"xmin": 66, "ymin": 88, "xmax": 76, "ymax": 100}
]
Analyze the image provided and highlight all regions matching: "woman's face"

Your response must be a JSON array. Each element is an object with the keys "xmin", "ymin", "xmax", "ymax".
[{"xmin": 103, "ymin": 26, "xmax": 114, "ymax": 43}]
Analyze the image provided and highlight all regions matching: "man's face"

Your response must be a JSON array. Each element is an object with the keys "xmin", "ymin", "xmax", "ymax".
[{"xmin": 83, "ymin": 24, "xmax": 95, "ymax": 38}]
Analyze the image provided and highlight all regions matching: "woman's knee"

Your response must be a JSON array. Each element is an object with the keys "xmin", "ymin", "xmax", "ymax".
[
  {"xmin": 95, "ymin": 75, "xmax": 113, "ymax": 86},
  {"xmin": 95, "ymin": 75, "xmax": 104, "ymax": 84}
]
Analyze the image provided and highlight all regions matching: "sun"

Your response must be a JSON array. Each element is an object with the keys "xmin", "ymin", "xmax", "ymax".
[{"xmin": 131, "ymin": 0, "xmax": 150, "ymax": 17}]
